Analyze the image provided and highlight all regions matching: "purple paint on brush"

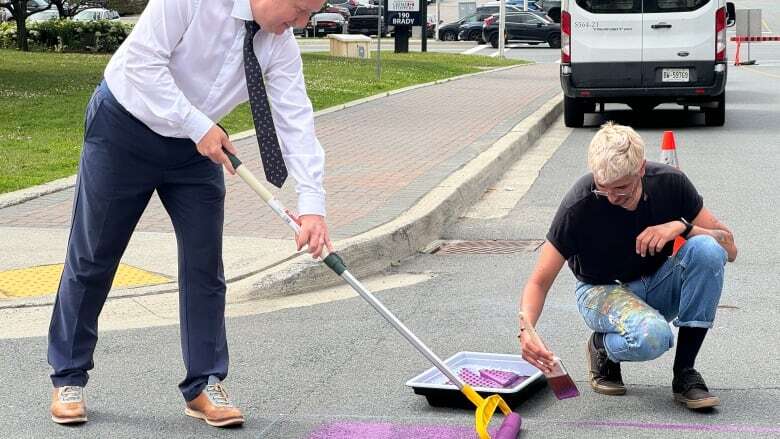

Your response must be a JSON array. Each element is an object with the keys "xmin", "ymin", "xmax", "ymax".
[
  {"xmin": 570, "ymin": 420, "xmax": 780, "ymax": 434},
  {"xmin": 308, "ymin": 421, "xmax": 496, "ymax": 439}
]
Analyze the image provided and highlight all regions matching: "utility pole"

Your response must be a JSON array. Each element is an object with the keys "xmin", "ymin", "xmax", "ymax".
[
  {"xmin": 377, "ymin": 3, "xmax": 382, "ymax": 80},
  {"xmin": 435, "ymin": 0, "xmax": 441, "ymax": 41},
  {"xmin": 421, "ymin": 0, "xmax": 427, "ymax": 52},
  {"xmin": 498, "ymin": 0, "xmax": 505, "ymax": 58}
]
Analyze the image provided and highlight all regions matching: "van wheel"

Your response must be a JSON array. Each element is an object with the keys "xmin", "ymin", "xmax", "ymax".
[
  {"xmin": 469, "ymin": 30, "xmax": 482, "ymax": 42},
  {"xmin": 704, "ymin": 93, "xmax": 725, "ymax": 126},
  {"xmin": 547, "ymin": 34, "xmax": 561, "ymax": 48},
  {"xmin": 564, "ymin": 96, "xmax": 584, "ymax": 128},
  {"xmin": 490, "ymin": 33, "xmax": 499, "ymax": 48}
]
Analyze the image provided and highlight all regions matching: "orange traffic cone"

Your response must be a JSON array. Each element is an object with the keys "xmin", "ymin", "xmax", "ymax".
[
  {"xmin": 659, "ymin": 131, "xmax": 685, "ymax": 254},
  {"xmin": 660, "ymin": 131, "xmax": 679, "ymax": 168}
]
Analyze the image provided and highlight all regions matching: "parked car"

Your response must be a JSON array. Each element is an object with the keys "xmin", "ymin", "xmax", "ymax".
[
  {"xmin": 438, "ymin": 12, "xmax": 490, "ymax": 41},
  {"xmin": 25, "ymin": 0, "xmax": 51, "ymax": 12},
  {"xmin": 324, "ymin": 4, "xmax": 350, "ymax": 20},
  {"xmin": 72, "ymin": 7, "xmax": 119, "ymax": 21},
  {"xmin": 482, "ymin": 12, "xmax": 560, "ymax": 48},
  {"xmin": 458, "ymin": 20, "xmax": 487, "ymax": 43},
  {"xmin": 460, "ymin": 9, "xmax": 547, "ymax": 42},
  {"xmin": 347, "ymin": 5, "xmax": 387, "ymax": 36},
  {"xmin": 560, "ymin": 0, "xmax": 733, "ymax": 127},
  {"xmin": 310, "ymin": 12, "xmax": 346, "ymax": 36},
  {"xmin": 26, "ymin": 9, "xmax": 59, "ymax": 22}
]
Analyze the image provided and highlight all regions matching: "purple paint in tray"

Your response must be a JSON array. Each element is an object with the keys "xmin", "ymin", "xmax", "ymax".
[
  {"xmin": 480, "ymin": 369, "xmax": 525, "ymax": 387},
  {"xmin": 447, "ymin": 368, "xmax": 528, "ymax": 389}
]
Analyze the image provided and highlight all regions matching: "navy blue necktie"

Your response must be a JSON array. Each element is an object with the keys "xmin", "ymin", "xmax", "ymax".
[{"xmin": 244, "ymin": 21, "xmax": 287, "ymax": 188}]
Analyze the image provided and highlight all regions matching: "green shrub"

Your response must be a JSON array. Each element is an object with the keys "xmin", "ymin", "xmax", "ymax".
[{"xmin": 0, "ymin": 20, "xmax": 132, "ymax": 52}]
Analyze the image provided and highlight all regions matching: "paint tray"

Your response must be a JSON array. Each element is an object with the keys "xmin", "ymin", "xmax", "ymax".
[{"xmin": 405, "ymin": 351, "xmax": 546, "ymax": 409}]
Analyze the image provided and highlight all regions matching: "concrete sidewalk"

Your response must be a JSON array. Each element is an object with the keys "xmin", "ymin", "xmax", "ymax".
[{"xmin": 0, "ymin": 63, "xmax": 561, "ymax": 311}]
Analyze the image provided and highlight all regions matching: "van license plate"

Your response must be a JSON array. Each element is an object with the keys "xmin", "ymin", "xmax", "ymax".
[{"xmin": 662, "ymin": 69, "xmax": 690, "ymax": 82}]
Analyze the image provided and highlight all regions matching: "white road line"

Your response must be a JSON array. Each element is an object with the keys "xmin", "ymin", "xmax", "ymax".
[
  {"xmin": 462, "ymin": 45, "xmax": 486, "ymax": 55},
  {"xmin": 462, "ymin": 116, "xmax": 571, "ymax": 220},
  {"xmin": 490, "ymin": 50, "xmax": 501, "ymax": 57},
  {"xmin": 0, "ymin": 272, "xmax": 435, "ymax": 339}
]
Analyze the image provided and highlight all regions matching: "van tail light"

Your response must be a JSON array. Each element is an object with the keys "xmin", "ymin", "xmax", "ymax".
[
  {"xmin": 715, "ymin": 6, "xmax": 726, "ymax": 61},
  {"xmin": 484, "ymin": 15, "xmax": 496, "ymax": 27},
  {"xmin": 561, "ymin": 10, "xmax": 571, "ymax": 64}
]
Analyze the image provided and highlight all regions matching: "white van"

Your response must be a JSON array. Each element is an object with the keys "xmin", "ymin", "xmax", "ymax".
[{"xmin": 560, "ymin": 0, "xmax": 735, "ymax": 127}]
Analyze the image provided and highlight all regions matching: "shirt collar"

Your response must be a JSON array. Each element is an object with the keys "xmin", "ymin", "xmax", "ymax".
[{"xmin": 231, "ymin": 0, "xmax": 253, "ymax": 21}]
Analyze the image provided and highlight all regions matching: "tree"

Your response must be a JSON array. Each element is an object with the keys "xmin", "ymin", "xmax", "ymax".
[{"xmin": 0, "ymin": 0, "xmax": 52, "ymax": 51}]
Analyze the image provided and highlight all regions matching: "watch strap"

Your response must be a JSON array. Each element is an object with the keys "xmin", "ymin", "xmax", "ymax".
[{"xmin": 679, "ymin": 217, "xmax": 693, "ymax": 238}]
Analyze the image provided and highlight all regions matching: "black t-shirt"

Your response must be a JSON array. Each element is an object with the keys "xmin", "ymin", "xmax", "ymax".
[{"xmin": 546, "ymin": 162, "xmax": 703, "ymax": 285}]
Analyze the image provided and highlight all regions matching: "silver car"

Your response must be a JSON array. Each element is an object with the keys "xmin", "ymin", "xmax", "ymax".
[{"xmin": 72, "ymin": 7, "xmax": 120, "ymax": 22}]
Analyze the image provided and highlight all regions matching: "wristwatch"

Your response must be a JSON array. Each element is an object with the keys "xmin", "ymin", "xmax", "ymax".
[{"xmin": 679, "ymin": 217, "xmax": 693, "ymax": 238}]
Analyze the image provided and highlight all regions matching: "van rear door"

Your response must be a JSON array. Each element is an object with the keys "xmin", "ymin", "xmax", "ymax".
[
  {"xmin": 568, "ymin": 0, "xmax": 644, "ymax": 88},
  {"xmin": 642, "ymin": 0, "xmax": 718, "ymax": 88}
]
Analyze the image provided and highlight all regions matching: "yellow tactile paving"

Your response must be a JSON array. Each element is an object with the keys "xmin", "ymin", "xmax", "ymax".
[{"xmin": 0, "ymin": 264, "xmax": 171, "ymax": 298}]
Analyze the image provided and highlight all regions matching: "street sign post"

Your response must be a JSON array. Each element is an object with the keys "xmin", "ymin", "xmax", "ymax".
[{"xmin": 386, "ymin": 0, "xmax": 423, "ymax": 53}]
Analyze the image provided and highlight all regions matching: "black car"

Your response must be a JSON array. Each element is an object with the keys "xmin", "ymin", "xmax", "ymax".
[
  {"xmin": 460, "ymin": 10, "xmax": 547, "ymax": 43},
  {"xmin": 482, "ymin": 12, "xmax": 560, "ymax": 48},
  {"xmin": 438, "ymin": 12, "xmax": 490, "ymax": 41},
  {"xmin": 458, "ymin": 20, "xmax": 487, "ymax": 43},
  {"xmin": 348, "ymin": 6, "xmax": 388, "ymax": 37}
]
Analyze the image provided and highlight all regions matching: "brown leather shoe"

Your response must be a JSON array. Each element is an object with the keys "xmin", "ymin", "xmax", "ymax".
[
  {"xmin": 51, "ymin": 386, "xmax": 87, "ymax": 424},
  {"xmin": 673, "ymin": 368, "xmax": 720, "ymax": 410},
  {"xmin": 185, "ymin": 377, "xmax": 244, "ymax": 427},
  {"xmin": 586, "ymin": 332, "xmax": 626, "ymax": 395}
]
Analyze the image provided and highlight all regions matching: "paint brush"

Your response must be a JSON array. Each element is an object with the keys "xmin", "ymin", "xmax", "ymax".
[{"xmin": 519, "ymin": 312, "xmax": 580, "ymax": 400}]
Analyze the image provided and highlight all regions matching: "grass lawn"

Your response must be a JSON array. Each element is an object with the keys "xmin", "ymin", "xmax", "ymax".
[{"xmin": 0, "ymin": 49, "xmax": 524, "ymax": 194}]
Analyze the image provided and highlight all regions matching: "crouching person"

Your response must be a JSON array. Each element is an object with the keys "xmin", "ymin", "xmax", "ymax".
[{"xmin": 517, "ymin": 122, "xmax": 737, "ymax": 410}]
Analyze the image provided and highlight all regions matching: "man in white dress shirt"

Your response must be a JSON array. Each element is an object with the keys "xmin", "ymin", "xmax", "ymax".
[{"xmin": 48, "ymin": 0, "xmax": 329, "ymax": 427}]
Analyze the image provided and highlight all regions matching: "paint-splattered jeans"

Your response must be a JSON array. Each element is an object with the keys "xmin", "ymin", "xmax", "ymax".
[{"xmin": 575, "ymin": 235, "xmax": 728, "ymax": 363}]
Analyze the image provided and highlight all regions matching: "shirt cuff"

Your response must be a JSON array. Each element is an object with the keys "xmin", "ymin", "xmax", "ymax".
[
  {"xmin": 183, "ymin": 108, "xmax": 214, "ymax": 144},
  {"xmin": 297, "ymin": 191, "xmax": 326, "ymax": 217}
]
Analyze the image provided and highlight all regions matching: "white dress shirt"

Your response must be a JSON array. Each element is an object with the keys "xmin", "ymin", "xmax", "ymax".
[{"xmin": 104, "ymin": 0, "xmax": 326, "ymax": 216}]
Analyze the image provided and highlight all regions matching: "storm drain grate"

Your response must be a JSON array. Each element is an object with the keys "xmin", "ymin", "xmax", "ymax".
[{"xmin": 427, "ymin": 239, "xmax": 545, "ymax": 255}]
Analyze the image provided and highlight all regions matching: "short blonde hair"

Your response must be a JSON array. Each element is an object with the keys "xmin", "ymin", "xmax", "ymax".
[{"xmin": 587, "ymin": 122, "xmax": 645, "ymax": 185}]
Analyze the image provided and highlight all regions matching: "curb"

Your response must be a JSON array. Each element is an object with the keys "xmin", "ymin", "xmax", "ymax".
[
  {"xmin": 0, "ymin": 175, "xmax": 77, "ymax": 210},
  {"xmin": 231, "ymin": 93, "xmax": 564, "ymax": 302},
  {"xmin": 0, "ymin": 63, "xmax": 528, "ymax": 210}
]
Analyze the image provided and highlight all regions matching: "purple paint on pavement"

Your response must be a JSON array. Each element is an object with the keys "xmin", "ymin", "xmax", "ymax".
[
  {"xmin": 571, "ymin": 420, "xmax": 780, "ymax": 434},
  {"xmin": 308, "ymin": 421, "xmax": 494, "ymax": 439}
]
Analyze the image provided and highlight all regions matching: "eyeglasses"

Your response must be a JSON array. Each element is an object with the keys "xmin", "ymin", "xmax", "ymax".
[
  {"xmin": 592, "ymin": 189, "xmax": 630, "ymax": 198},
  {"xmin": 591, "ymin": 176, "xmax": 640, "ymax": 199}
]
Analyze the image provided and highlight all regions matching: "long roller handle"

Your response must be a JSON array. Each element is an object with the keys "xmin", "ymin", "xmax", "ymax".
[{"xmin": 223, "ymin": 150, "xmax": 467, "ymax": 390}]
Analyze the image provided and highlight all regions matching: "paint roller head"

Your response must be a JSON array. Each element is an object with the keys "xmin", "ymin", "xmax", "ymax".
[{"xmin": 494, "ymin": 413, "xmax": 522, "ymax": 439}]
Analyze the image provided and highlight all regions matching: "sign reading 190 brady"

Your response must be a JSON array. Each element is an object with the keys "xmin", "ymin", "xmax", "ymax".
[{"xmin": 385, "ymin": 0, "xmax": 422, "ymax": 26}]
